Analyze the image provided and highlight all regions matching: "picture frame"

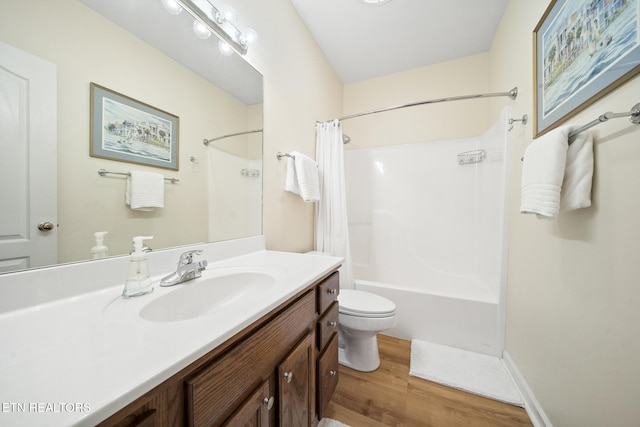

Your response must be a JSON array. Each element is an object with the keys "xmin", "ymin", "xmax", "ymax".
[
  {"xmin": 533, "ymin": 0, "xmax": 640, "ymax": 137},
  {"xmin": 90, "ymin": 83, "xmax": 179, "ymax": 170}
]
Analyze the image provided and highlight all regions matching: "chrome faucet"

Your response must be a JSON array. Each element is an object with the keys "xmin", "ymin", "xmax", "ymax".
[{"xmin": 159, "ymin": 250, "xmax": 208, "ymax": 287}]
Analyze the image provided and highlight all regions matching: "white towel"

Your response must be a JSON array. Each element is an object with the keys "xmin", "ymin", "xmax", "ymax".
[
  {"xmin": 126, "ymin": 170, "xmax": 164, "ymax": 211},
  {"xmin": 561, "ymin": 129, "xmax": 593, "ymax": 212},
  {"xmin": 285, "ymin": 151, "xmax": 320, "ymax": 202},
  {"xmin": 520, "ymin": 125, "xmax": 593, "ymax": 219}
]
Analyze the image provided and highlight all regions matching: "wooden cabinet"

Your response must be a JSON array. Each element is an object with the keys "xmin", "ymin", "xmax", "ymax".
[
  {"xmin": 185, "ymin": 291, "xmax": 315, "ymax": 426},
  {"xmin": 98, "ymin": 270, "xmax": 340, "ymax": 427},
  {"xmin": 315, "ymin": 272, "xmax": 340, "ymax": 420}
]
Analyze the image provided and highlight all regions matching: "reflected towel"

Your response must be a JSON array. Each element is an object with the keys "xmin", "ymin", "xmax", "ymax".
[
  {"xmin": 520, "ymin": 125, "xmax": 593, "ymax": 219},
  {"xmin": 285, "ymin": 151, "xmax": 320, "ymax": 202},
  {"xmin": 126, "ymin": 170, "xmax": 164, "ymax": 211}
]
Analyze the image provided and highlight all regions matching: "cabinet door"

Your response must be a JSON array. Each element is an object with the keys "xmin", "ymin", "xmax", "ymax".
[
  {"xmin": 223, "ymin": 381, "xmax": 273, "ymax": 427},
  {"xmin": 278, "ymin": 333, "xmax": 313, "ymax": 427}
]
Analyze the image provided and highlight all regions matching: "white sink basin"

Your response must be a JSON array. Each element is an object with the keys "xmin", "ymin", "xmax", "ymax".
[{"xmin": 140, "ymin": 271, "xmax": 276, "ymax": 322}]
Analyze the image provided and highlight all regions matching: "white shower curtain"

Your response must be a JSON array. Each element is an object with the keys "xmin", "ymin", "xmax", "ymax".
[{"xmin": 315, "ymin": 119, "xmax": 354, "ymax": 289}]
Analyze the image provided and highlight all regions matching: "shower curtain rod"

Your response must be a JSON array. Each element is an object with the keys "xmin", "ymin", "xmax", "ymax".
[
  {"xmin": 203, "ymin": 129, "xmax": 263, "ymax": 146},
  {"xmin": 326, "ymin": 87, "xmax": 518, "ymax": 122}
]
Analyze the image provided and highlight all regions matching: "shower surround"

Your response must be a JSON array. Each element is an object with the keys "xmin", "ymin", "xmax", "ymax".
[{"xmin": 345, "ymin": 108, "xmax": 511, "ymax": 356}]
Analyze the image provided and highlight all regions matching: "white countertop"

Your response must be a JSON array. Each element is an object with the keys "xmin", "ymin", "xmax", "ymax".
[{"xmin": 0, "ymin": 248, "xmax": 342, "ymax": 426}]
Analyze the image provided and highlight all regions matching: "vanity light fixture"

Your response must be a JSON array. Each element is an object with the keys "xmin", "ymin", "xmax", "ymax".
[{"xmin": 168, "ymin": 0, "xmax": 257, "ymax": 55}]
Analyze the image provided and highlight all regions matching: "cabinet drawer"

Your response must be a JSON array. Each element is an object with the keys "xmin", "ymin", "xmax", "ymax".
[
  {"xmin": 316, "ymin": 302, "xmax": 338, "ymax": 351},
  {"xmin": 317, "ymin": 272, "xmax": 339, "ymax": 315},
  {"xmin": 316, "ymin": 333, "xmax": 339, "ymax": 420},
  {"xmin": 186, "ymin": 290, "xmax": 315, "ymax": 427}
]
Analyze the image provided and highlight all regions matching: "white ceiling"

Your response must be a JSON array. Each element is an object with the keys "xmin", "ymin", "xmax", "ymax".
[{"xmin": 289, "ymin": 0, "xmax": 509, "ymax": 83}]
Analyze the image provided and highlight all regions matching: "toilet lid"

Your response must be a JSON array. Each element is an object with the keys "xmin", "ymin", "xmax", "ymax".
[{"xmin": 338, "ymin": 289, "xmax": 396, "ymax": 318}]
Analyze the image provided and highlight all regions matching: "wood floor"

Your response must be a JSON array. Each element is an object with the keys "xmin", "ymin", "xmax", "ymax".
[{"xmin": 323, "ymin": 335, "xmax": 532, "ymax": 427}]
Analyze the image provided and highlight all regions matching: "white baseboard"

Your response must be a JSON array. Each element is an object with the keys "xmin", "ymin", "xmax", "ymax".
[{"xmin": 501, "ymin": 351, "xmax": 553, "ymax": 427}]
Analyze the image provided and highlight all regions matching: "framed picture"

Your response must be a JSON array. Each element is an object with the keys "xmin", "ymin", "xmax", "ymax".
[
  {"xmin": 90, "ymin": 83, "xmax": 179, "ymax": 170},
  {"xmin": 533, "ymin": 0, "xmax": 640, "ymax": 137}
]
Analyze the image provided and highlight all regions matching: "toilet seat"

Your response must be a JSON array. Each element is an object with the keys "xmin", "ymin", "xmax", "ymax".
[{"xmin": 338, "ymin": 289, "xmax": 396, "ymax": 318}]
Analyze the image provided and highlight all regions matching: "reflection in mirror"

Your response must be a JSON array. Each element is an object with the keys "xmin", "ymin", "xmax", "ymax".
[{"xmin": 0, "ymin": 0, "xmax": 263, "ymax": 274}]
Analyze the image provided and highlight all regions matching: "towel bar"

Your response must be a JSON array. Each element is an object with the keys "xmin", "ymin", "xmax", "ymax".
[
  {"xmin": 97, "ymin": 169, "xmax": 179, "ymax": 184},
  {"xmin": 276, "ymin": 152, "xmax": 295, "ymax": 160},
  {"xmin": 521, "ymin": 101, "xmax": 640, "ymax": 161},
  {"xmin": 568, "ymin": 102, "xmax": 640, "ymax": 143}
]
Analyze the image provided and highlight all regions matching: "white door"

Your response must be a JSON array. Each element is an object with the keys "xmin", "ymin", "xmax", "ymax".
[{"xmin": 0, "ymin": 42, "xmax": 57, "ymax": 273}]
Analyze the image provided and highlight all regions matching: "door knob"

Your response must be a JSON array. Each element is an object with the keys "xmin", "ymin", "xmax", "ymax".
[
  {"xmin": 283, "ymin": 371, "xmax": 293, "ymax": 383},
  {"xmin": 38, "ymin": 221, "xmax": 55, "ymax": 231}
]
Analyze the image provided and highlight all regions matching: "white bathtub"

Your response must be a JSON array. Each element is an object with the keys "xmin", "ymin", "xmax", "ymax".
[{"xmin": 354, "ymin": 278, "xmax": 501, "ymax": 356}]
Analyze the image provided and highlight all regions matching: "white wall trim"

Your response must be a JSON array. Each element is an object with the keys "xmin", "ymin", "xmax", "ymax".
[{"xmin": 502, "ymin": 350, "xmax": 553, "ymax": 427}]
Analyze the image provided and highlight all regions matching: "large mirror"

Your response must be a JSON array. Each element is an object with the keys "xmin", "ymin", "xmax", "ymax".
[{"xmin": 0, "ymin": 0, "xmax": 263, "ymax": 274}]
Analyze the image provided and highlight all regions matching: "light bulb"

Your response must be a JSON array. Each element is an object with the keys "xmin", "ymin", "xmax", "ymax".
[
  {"xmin": 240, "ymin": 28, "xmax": 257, "ymax": 47},
  {"xmin": 218, "ymin": 4, "xmax": 237, "ymax": 24},
  {"xmin": 161, "ymin": 0, "xmax": 183, "ymax": 15},
  {"xmin": 218, "ymin": 40, "xmax": 234, "ymax": 56},
  {"xmin": 193, "ymin": 20, "xmax": 211, "ymax": 39}
]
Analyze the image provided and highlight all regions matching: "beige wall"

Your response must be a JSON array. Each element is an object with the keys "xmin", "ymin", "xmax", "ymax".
[
  {"xmin": 490, "ymin": 1, "xmax": 640, "ymax": 426},
  {"xmin": 232, "ymin": 0, "xmax": 344, "ymax": 253},
  {"xmin": 342, "ymin": 53, "xmax": 492, "ymax": 149}
]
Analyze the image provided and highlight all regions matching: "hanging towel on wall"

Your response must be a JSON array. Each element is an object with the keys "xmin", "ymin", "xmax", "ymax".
[
  {"xmin": 520, "ymin": 125, "xmax": 593, "ymax": 219},
  {"xmin": 560, "ymin": 129, "xmax": 594, "ymax": 212},
  {"xmin": 285, "ymin": 151, "xmax": 320, "ymax": 202},
  {"xmin": 126, "ymin": 170, "xmax": 164, "ymax": 211}
]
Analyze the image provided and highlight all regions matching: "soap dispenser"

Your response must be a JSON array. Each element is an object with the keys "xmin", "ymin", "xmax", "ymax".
[
  {"xmin": 91, "ymin": 231, "xmax": 109, "ymax": 260},
  {"xmin": 122, "ymin": 236, "xmax": 154, "ymax": 298}
]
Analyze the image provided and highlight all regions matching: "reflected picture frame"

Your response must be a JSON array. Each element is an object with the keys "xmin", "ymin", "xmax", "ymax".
[
  {"xmin": 533, "ymin": 0, "xmax": 640, "ymax": 137},
  {"xmin": 90, "ymin": 83, "xmax": 179, "ymax": 170}
]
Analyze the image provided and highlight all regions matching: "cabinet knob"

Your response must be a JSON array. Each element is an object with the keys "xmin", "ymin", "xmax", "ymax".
[
  {"xmin": 329, "ymin": 370, "xmax": 337, "ymax": 376},
  {"xmin": 283, "ymin": 371, "xmax": 293, "ymax": 383},
  {"xmin": 329, "ymin": 321, "xmax": 337, "ymax": 328},
  {"xmin": 263, "ymin": 396, "xmax": 274, "ymax": 410},
  {"xmin": 328, "ymin": 288, "xmax": 337, "ymax": 295}
]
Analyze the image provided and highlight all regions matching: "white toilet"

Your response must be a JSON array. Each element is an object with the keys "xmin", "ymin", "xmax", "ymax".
[{"xmin": 337, "ymin": 289, "xmax": 397, "ymax": 372}]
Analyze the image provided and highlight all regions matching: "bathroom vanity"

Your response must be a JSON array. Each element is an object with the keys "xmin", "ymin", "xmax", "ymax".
[
  {"xmin": 100, "ymin": 271, "xmax": 340, "ymax": 427},
  {"xmin": 0, "ymin": 237, "xmax": 342, "ymax": 427}
]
